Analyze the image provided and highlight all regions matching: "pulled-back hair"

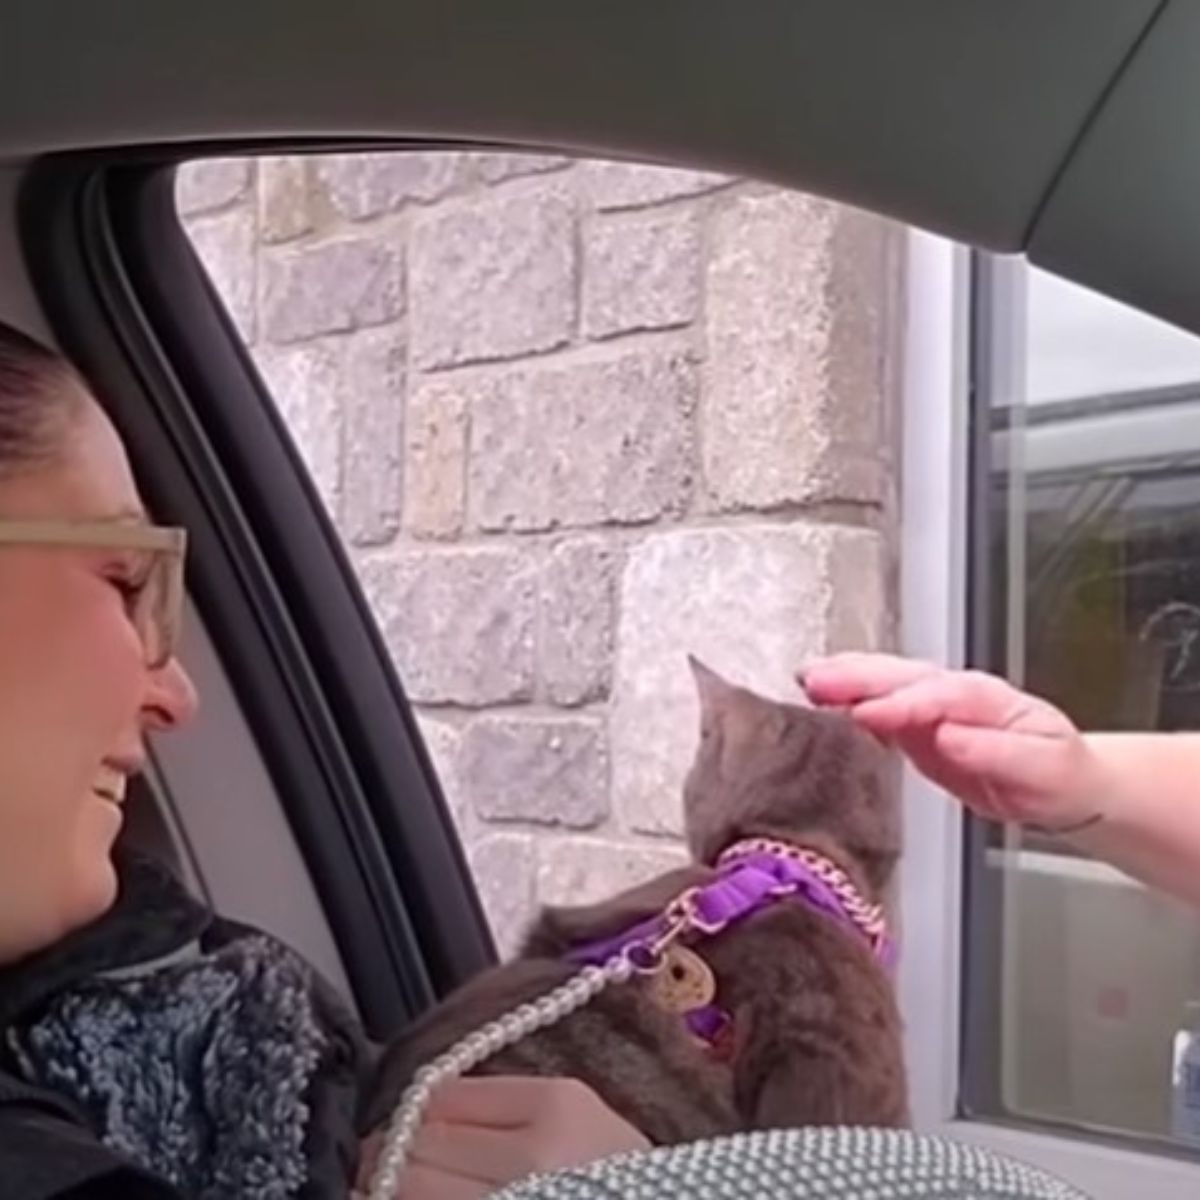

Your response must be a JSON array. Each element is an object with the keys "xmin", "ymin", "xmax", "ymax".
[{"xmin": 0, "ymin": 320, "xmax": 82, "ymax": 475}]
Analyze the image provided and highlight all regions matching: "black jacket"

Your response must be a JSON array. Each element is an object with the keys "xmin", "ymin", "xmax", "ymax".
[
  {"xmin": 0, "ymin": 851, "xmax": 369, "ymax": 1199},
  {"xmin": 0, "ymin": 1066, "xmax": 179, "ymax": 1199}
]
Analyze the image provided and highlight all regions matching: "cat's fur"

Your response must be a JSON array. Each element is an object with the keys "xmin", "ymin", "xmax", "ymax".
[{"xmin": 362, "ymin": 659, "xmax": 908, "ymax": 1142}]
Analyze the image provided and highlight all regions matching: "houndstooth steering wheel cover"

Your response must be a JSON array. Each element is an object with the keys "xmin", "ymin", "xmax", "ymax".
[{"xmin": 491, "ymin": 1127, "xmax": 1092, "ymax": 1199}]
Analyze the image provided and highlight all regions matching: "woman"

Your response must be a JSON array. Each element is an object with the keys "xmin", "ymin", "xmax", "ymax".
[{"xmin": 0, "ymin": 321, "xmax": 644, "ymax": 1200}]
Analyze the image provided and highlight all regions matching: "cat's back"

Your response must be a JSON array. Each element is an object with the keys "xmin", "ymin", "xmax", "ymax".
[
  {"xmin": 706, "ymin": 902, "xmax": 907, "ymax": 1127},
  {"xmin": 364, "ymin": 948, "xmax": 741, "ymax": 1145},
  {"xmin": 487, "ymin": 962, "xmax": 740, "ymax": 1145}
]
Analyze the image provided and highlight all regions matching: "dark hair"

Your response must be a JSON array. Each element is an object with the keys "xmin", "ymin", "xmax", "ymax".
[{"xmin": 0, "ymin": 320, "xmax": 81, "ymax": 473}]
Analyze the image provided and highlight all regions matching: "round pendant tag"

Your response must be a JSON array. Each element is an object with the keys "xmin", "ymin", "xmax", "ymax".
[{"xmin": 647, "ymin": 943, "xmax": 717, "ymax": 1014}]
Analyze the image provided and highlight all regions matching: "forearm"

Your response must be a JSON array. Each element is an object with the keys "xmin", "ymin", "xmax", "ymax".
[{"xmin": 1067, "ymin": 733, "xmax": 1200, "ymax": 906}]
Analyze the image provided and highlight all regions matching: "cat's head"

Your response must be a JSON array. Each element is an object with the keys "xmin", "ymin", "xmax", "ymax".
[{"xmin": 681, "ymin": 657, "xmax": 900, "ymax": 896}]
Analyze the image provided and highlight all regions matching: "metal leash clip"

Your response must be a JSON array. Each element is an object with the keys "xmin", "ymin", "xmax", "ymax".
[{"xmin": 620, "ymin": 884, "xmax": 728, "ymax": 975}]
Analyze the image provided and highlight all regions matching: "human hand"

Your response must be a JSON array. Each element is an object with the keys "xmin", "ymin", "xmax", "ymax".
[
  {"xmin": 359, "ymin": 1076, "xmax": 650, "ymax": 1200},
  {"xmin": 801, "ymin": 652, "xmax": 1105, "ymax": 832}
]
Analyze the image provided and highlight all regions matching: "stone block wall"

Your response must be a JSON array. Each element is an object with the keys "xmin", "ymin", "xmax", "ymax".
[{"xmin": 179, "ymin": 151, "xmax": 904, "ymax": 955}]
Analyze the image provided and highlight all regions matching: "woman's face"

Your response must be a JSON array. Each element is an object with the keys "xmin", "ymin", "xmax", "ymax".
[{"xmin": 0, "ymin": 392, "xmax": 198, "ymax": 963}]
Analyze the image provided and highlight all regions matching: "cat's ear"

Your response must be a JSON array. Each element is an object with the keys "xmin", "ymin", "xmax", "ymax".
[{"xmin": 688, "ymin": 655, "xmax": 738, "ymax": 722}]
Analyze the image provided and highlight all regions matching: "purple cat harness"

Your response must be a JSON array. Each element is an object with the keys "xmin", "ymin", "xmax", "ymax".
[{"xmin": 565, "ymin": 838, "xmax": 896, "ymax": 1052}]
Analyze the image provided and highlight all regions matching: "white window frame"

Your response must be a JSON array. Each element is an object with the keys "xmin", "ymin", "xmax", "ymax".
[{"xmin": 897, "ymin": 230, "xmax": 1200, "ymax": 1197}]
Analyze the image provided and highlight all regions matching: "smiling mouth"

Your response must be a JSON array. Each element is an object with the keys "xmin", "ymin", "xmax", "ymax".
[{"xmin": 93, "ymin": 767, "xmax": 128, "ymax": 807}]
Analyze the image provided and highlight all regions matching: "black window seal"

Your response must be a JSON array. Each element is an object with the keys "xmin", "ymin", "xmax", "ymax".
[{"xmin": 958, "ymin": 250, "xmax": 1006, "ymax": 1123}]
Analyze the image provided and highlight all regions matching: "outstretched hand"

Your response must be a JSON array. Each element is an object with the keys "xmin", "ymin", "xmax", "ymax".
[{"xmin": 802, "ymin": 652, "xmax": 1104, "ymax": 831}]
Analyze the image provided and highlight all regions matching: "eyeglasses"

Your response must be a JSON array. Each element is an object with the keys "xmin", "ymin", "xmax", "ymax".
[{"xmin": 0, "ymin": 519, "xmax": 187, "ymax": 669}]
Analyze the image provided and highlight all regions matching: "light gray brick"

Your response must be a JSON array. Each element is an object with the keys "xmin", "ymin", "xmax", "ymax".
[
  {"xmin": 262, "ymin": 235, "xmax": 404, "ymax": 344},
  {"xmin": 468, "ymin": 833, "xmax": 537, "ymax": 958},
  {"xmin": 188, "ymin": 208, "xmax": 257, "ymax": 343},
  {"xmin": 539, "ymin": 538, "xmax": 618, "ymax": 705},
  {"xmin": 338, "ymin": 327, "xmax": 405, "ymax": 547},
  {"xmin": 584, "ymin": 208, "xmax": 701, "ymax": 339},
  {"xmin": 404, "ymin": 379, "xmax": 468, "ymax": 540},
  {"xmin": 704, "ymin": 192, "xmax": 893, "ymax": 510},
  {"xmin": 318, "ymin": 152, "xmax": 473, "ymax": 219},
  {"xmin": 536, "ymin": 839, "xmax": 688, "ymax": 908},
  {"xmin": 471, "ymin": 153, "xmax": 572, "ymax": 184},
  {"xmin": 581, "ymin": 161, "xmax": 729, "ymax": 210},
  {"xmin": 610, "ymin": 524, "xmax": 886, "ymax": 834},
  {"xmin": 461, "ymin": 716, "xmax": 608, "ymax": 829},
  {"xmin": 177, "ymin": 159, "xmax": 252, "ymax": 215},
  {"xmin": 360, "ymin": 547, "xmax": 538, "ymax": 706},
  {"xmin": 468, "ymin": 348, "xmax": 696, "ymax": 532},
  {"xmin": 259, "ymin": 156, "xmax": 314, "ymax": 243},
  {"xmin": 254, "ymin": 343, "xmax": 343, "ymax": 511},
  {"xmin": 410, "ymin": 189, "xmax": 575, "ymax": 369}
]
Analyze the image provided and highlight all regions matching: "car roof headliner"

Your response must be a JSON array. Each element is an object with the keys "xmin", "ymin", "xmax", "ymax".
[{"xmin": 4, "ymin": 1, "xmax": 1198, "ymax": 332}]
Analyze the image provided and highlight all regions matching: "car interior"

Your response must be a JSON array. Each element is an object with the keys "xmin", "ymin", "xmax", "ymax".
[{"xmin": 4, "ymin": 3, "xmax": 1200, "ymax": 1196}]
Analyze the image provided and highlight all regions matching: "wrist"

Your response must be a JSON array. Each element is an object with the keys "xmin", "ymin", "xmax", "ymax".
[
  {"xmin": 1056, "ymin": 734, "xmax": 1142, "ymax": 840},
  {"xmin": 1024, "ymin": 735, "xmax": 1116, "ymax": 839},
  {"xmin": 1024, "ymin": 810, "xmax": 1105, "ymax": 838}
]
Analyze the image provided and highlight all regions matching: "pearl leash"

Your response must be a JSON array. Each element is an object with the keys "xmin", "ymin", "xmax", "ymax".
[{"xmin": 365, "ymin": 954, "xmax": 637, "ymax": 1200}]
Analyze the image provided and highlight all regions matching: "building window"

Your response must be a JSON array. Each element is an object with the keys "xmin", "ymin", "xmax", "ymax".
[{"xmin": 962, "ymin": 255, "xmax": 1200, "ymax": 1152}]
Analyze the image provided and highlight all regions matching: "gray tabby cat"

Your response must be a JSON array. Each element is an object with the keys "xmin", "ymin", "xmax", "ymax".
[{"xmin": 362, "ymin": 658, "xmax": 907, "ymax": 1145}]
